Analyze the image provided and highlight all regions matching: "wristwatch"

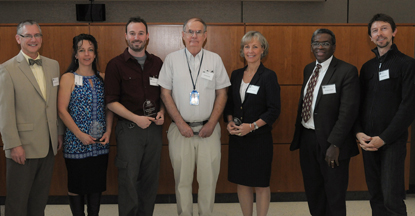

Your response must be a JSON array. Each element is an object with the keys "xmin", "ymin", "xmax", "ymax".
[{"xmin": 253, "ymin": 122, "xmax": 259, "ymax": 130}]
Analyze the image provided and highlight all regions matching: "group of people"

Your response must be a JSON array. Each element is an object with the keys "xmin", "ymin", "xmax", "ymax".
[
  {"xmin": 290, "ymin": 13, "xmax": 415, "ymax": 216},
  {"xmin": 0, "ymin": 13, "xmax": 413, "ymax": 216}
]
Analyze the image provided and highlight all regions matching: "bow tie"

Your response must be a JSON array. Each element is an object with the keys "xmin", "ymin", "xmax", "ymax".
[{"xmin": 29, "ymin": 59, "xmax": 42, "ymax": 66}]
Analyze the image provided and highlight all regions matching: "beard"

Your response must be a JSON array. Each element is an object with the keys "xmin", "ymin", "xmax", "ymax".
[
  {"xmin": 377, "ymin": 41, "xmax": 391, "ymax": 49},
  {"xmin": 128, "ymin": 40, "xmax": 146, "ymax": 52},
  {"xmin": 376, "ymin": 37, "xmax": 392, "ymax": 49}
]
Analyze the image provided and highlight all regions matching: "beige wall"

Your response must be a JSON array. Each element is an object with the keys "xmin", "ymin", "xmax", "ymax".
[{"xmin": 0, "ymin": 1, "xmax": 415, "ymax": 24}]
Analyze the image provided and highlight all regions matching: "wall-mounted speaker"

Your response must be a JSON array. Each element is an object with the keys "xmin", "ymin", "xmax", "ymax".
[{"xmin": 76, "ymin": 4, "xmax": 106, "ymax": 22}]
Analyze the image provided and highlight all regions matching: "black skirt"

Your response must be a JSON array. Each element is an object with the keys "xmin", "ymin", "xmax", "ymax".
[
  {"xmin": 228, "ymin": 132, "xmax": 273, "ymax": 187},
  {"xmin": 65, "ymin": 154, "xmax": 109, "ymax": 194}
]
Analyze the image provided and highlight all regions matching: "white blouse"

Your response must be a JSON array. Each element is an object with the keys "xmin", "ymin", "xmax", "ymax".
[{"xmin": 240, "ymin": 79, "xmax": 250, "ymax": 103}]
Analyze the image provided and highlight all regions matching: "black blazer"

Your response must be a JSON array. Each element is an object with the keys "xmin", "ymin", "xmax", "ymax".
[
  {"xmin": 290, "ymin": 57, "xmax": 360, "ymax": 160},
  {"xmin": 224, "ymin": 63, "xmax": 281, "ymax": 135}
]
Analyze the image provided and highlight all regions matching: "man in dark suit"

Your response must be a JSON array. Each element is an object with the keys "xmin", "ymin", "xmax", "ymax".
[{"xmin": 290, "ymin": 29, "xmax": 360, "ymax": 216}]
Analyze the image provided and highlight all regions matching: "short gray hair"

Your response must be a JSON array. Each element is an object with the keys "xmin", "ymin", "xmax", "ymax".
[
  {"xmin": 240, "ymin": 31, "xmax": 269, "ymax": 59},
  {"xmin": 183, "ymin": 17, "xmax": 207, "ymax": 32},
  {"xmin": 17, "ymin": 20, "xmax": 42, "ymax": 35}
]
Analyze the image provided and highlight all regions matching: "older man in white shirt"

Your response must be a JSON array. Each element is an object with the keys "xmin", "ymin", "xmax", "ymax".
[{"xmin": 158, "ymin": 17, "xmax": 230, "ymax": 216}]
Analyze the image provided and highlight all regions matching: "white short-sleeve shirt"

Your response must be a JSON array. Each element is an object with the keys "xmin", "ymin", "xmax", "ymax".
[{"xmin": 158, "ymin": 48, "xmax": 231, "ymax": 122}]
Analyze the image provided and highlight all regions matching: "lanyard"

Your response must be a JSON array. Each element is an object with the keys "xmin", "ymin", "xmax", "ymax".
[{"xmin": 185, "ymin": 49, "xmax": 204, "ymax": 90}]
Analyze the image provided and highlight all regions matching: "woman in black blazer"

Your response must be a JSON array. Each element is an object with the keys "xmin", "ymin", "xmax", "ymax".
[{"xmin": 224, "ymin": 31, "xmax": 281, "ymax": 216}]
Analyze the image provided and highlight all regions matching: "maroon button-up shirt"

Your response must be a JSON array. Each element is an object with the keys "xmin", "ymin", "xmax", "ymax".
[{"xmin": 104, "ymin": 48, "xmax": 163, "ymax": 120}]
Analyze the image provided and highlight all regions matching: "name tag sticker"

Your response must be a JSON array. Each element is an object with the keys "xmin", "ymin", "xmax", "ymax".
[
  {"xmin": 379, "ymin": 69, "xmax": 390, "ymax": 81},
  {"xmin": 52, "ymin": 77, "xmax": 59, "ymax": 86},
  {"xmin": 201, "ymin": 70, "xmax": 214, "ymax": 81},
  {"xmin": 322, "ymin": 84, "xmax": 336, "ymax": 95},
  {"xmin": 74, "ymin": 75, "xmax": 83, "ymax": 86},
  {"xmin": 247, "ymin": 85, "xmax": 260, "ymax": 95},
  {"xmin": 149, "ymin": 77, "xmax": 159, "ymax": 86}
]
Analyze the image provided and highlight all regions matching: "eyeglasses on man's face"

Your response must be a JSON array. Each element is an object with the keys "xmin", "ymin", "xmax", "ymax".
[
  {"xmin": 184, "ymin": 30, "xmax": 204, "ymax": 37},
  {"xmin": 311, "ymin": 42, "xmax": 331, "ymax": 48},
  {"xmin": 18, "ymin": 33, "xmax": 43, "ymax": 39}
]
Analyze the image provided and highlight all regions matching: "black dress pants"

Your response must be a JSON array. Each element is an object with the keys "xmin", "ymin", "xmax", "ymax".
[{"xmin": 299, "ymin": 127, "xmax": 350, "ymax": 216}]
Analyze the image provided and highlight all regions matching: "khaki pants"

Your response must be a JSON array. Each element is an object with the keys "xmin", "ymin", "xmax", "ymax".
[{"xmin": 168, "ymin": 122, "xmax": 221, "ymax": 216}]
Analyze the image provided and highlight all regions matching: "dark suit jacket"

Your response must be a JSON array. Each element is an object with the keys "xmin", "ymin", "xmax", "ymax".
[
  {"xmin": 224, "ymin": 63, "xmax": 281, "ymax": 135},
  {"xmin": 290, "ymin": 56, "xmax": 360, "ymax": 160}
]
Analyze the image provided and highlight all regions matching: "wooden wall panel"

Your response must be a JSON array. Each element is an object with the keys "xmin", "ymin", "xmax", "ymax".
[
  {"xmin": 158, "ymin": 146, "xmax": 175, "ymax": 194},
  {"xmin": 271, "ymin": 144, "xmax": 304, "ymax": 192},
  {"xmin": 272, "ymin": 86, "xmax": 302, "ymax": 143},
  {"xmin": 0, "ymin": 25, "xmax": 20, "ymax": 64},
  {"xmin": 49, "ymin": 151, "xmax": 68, "ymax": 195}
]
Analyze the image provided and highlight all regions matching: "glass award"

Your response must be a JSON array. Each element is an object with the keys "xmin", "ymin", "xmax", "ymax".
[
  {"xmin": 89, "ymin": 120, "xmax": 104, "ymax": 142},
  {"xmin": 233, "ymin": 117, "xmax": 242, "ymax": 126},
  {"xmin": 143, "ymin": 99, "xmax": 157, "ymax": 117}
]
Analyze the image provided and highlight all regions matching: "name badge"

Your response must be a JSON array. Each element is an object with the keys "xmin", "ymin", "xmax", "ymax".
[
  {"xmin": 247, "ymin": 85, "xmax": 260, "ymax": 95},
  {"xmin": 190, "ymin": 90, "xmax": 199, "ymax": 105},
  {"xmin": 201, "ymin": 70, "xmax": 214, "ymax": 81},
  {"xmin": 52, "ymin": 77, "xmax": 59, "ymax": 86},
  {"xmin": 149, "ymin": 77, "xmax": 159, "ymax": 86},
  {"xmin": 379, "ymin": 69, "xmax": 390, "ymax": 81},
  {"xmin": 322, "ymin": 84, "xmax": 336, "ymax": 95},
  {"xmin": 75, "ymin": 75, "xmax": 83, "ymax": 86}
]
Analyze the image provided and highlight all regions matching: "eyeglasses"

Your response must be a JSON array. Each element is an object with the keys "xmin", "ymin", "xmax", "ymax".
[
  {"xmin": 18, "ymin": 34, "xmax": 43, "ymax": 39},
  {"xmin": 184, "ymin": 30, "xmax": 205, "ymax": 37},
  {"xmin": 311, "ymin": 42, "xmax": 331, "ymax": 48}
]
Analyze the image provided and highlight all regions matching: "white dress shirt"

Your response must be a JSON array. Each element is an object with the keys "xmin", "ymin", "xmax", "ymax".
[{"xmin": 301, "ymin": 55, "xmax": 333, "ymax": 129}]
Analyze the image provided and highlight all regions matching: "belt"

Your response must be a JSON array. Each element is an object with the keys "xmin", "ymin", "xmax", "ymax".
[
  {"xmin": 172, "ymin": 120, "xmax": 208, "ymax": 127},
  {"xmin": 118, "ymin": 119, "xmax": 143, "ymax": 129}
]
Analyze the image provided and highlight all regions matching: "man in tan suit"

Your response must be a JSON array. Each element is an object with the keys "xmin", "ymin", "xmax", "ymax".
[{"xmin": 0, "ymin": 20, "xmax": 63, "ymax": 216}]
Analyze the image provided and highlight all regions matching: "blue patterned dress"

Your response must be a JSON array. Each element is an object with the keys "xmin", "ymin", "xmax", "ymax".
[
  {"xmin": 63, "ymin": 72, "xmax": 109, "ymax": 158},
  {"xmin": 63, "ymin": 72, "xmax": 110, "ymax": 194}
]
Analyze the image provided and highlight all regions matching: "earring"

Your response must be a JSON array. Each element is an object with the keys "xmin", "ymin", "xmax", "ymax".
[{"xmin": 75, "ymin": 58, "xmax": 78, "ymax": 64}]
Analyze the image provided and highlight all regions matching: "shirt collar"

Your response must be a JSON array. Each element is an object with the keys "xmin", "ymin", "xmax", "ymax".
[
  {"xmin": 372, "ymin": 43, "xmax": 398, "ymax": 62},
  {"xmin": 185, "ymin": 48, "xmax": 203, "ymax": 60},
  {"xmin": 21, "ymin": 50, "xmax": 40, "ymax": 64},
  {"xmin": 122, "ymin": 48, "xmax": 151, "ymax": 63},
  {"xmin": 315, "ymin": 55, "xmax": 333, "ymax": 71}
]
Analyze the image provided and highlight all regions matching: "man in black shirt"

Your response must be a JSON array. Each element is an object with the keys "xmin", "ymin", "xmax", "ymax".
[{"xmin": 356, "ymin": 13, "xmax": 415, "ymax": 216}]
